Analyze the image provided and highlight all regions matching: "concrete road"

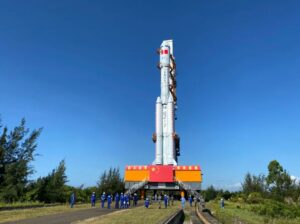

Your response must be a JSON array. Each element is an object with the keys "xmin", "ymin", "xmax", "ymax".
[{"xmin": 3, "ymin": 207, "xmax": 123, "ymax": 224}]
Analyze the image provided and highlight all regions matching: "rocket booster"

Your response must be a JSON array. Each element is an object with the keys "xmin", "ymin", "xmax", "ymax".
[
  {"xmin": 155, "ymin": 97, "xmax": 163, "ymax": 165},
  {"xmin": 154, "ymin": 40, "xmax": 177, "ymax": 166}
]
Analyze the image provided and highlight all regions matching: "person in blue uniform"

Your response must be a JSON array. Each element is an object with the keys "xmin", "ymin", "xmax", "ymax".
[
  {"xmin": 170, "ymin": 194, "xmax": 174, "ymax": 206},
  {"xmin": 181, "ymin": 196, "xmax": 186, "ymax": 209},
  {"xmin": 101, "ymin": 192, "xmax": 106, "ymax": 208},
  {"xmin": 124, "ymin": 194, "xmax": 129, "ymax": 208},
  {"xmin": 128, "ymin": 194, "xmax": 131, "ymax": 208},
  {"xmin": 107, "ymin": 194, "xmax": 112, "ymax": 209},
  {"xmin": 70, "ymin": 192, "xmax": 75, "ymax": 208},
  {"xmin": 115, "ymin": 193, "xmax": 119, "ymax": 209},
  {"xmin": 164, "ymin": 194, "xmax": 168, "ymax": 208},
  {"xmin": 220, "ymin": 198, "xmax": 225, "ymax": 209},
  {"xmin": 189, "ymin": 195, "xmax": 193, "ymax": 207},
  {"xmin": 120, "ymin": 193, "xmax": 124, "ymax": 209},
  {"xmin": 133, "ymin": 193, "xmax": 138, "ymax": 206},
  {"xmin": 91, "ymin": 192, "xmax": 96, "ymax": 207},
  {"xmin": 158, "ymin": 194, "xmax": 162, "ymax": 209},
  {"xmin": 145, "ymin": 197, "xmax": 150, "ymax": 208}
]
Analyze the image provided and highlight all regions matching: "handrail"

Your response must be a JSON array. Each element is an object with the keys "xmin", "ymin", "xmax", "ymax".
[{"xmin": 125, "ymin": 179, "xmax": 148, "ymax": 195}]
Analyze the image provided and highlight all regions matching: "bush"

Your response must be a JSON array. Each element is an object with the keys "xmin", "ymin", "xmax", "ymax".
[
  {"xmin": 221, "ymin": 191, "xmax": 232, "ymax": 200},
  {"xmin": 250, "ymin": 200, "xmax": 300, "ymax": 218},
  {"xmin": 203, "ymin": 186, "xmax": 218, "ymax": 202},
  {"xmin": 247, "ymin": 192, "xmax": 263, "ymax": 204},
  {"xmin": 229, "ymin": 193, "xmax": 247, "ymax": 203}
]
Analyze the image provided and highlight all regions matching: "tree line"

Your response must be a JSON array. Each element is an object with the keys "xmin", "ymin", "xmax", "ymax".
[
  {"xmin": 202, "ymin": 160, "xmax": 300, "ymax": 218},
  {"xmin": 203, "ymin": 160, "xmax": 300, "ymax": 202},
  {"xmin": 0, "ymin": 118, "xmax": 124, "ymax": 204},
  {"xmin": 242, "ymin": 160, "xmax": 300, "ymax": 202}
]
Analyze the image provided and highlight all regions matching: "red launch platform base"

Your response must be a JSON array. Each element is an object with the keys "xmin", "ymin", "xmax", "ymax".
[
  {"xmin": 124, "ymin": 165, "xmax": 202, "ymax": 191},
  {"xmin": 148, "ymin": 165, "xmax": 174, "ymax": 182}
]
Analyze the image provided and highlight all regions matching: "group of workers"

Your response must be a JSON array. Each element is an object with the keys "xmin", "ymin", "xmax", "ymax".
[
  {"xmin": 144, "ymin": 193, "xmax": 170, "ymax": 209},
  {"xmin": 144, "ymin": 194, "xmax": 197, "ymax": 209},
  {"xmin": 90, "ymin": 192, "xmax": 139, "ymax": 209},
  {"xmin": 70, "ymin": 191, "xmax": 199, "ymax": 210}
]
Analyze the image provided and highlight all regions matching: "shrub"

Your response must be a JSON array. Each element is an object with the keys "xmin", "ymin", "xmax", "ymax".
[
  {"xmin": 247, "ymin": 192, "xmax": 263, "ymax": 204},
  {"xmin": 230, "ymin": 195, "xmax": 245, "ymax": 203},
  {"xmin": 250, "ymin": 200, "xmax": 300, "ymax": 218}
]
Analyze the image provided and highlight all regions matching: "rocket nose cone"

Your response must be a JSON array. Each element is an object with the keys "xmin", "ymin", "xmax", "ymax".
[{"xmin": 156, "ymin": 97, "xmax": 162, "ymax": 103}]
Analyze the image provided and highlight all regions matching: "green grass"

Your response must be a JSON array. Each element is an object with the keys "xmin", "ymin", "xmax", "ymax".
[
  {"xmin": 206, "ymin": 200, "xmax": 300, "ymax": 224},
  {"xmin": 183, "ymin": 211, "xmax": 191, "ymax": 222},
  {"xmin": 77, "ymin": 202, "xmax": 181, "ymax": 224},
  {"xmin": 0, "ymin": 203, "xmax": 91, "ymax": 223},
  {"xmin": 0, "ymin": 201, "xmax": 45, "ymax": 209}
]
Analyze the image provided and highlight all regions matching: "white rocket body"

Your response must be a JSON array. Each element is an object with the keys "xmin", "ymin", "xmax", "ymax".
[
  {"xmin": 155, "ymin": 97, "xmax": 163, "ymax": 165},
  {"xmin": 154, "ymin": 40, "xmax": 177, "ymax": 165}
]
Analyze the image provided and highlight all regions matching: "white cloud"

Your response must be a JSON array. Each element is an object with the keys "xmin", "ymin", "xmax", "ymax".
[
  {"xmin": 212, "ymin": 182, "xmax": 242, "ymax": 192},
  {"xmin": 291, "ymin": 175, "xmax": 300, "ymax": 184}
]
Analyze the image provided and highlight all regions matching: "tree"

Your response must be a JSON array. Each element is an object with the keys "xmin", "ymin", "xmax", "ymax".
[
  {"xmin": 64, "ymin": 185, "xmax": 98, "ymax": 203},
  {"xmin": 242, "ymin": 172, "xmax": 266, "ymax": 195},
  {"xmin": 221, "ymin": 190, "xmax": 232, "ymax": 200},
  {"xmin": 266, "ymin": 160, "xmax": 294, "ymax": 200},
  {"xmin": 33, "ymin": 160, "xmax": 68, "ymax": 203},
  {"xmin": 203, "ymin": 185, "xmax": 218, "ymax": 202},
  {"xmin": 97, "ymin": 167, "xmax": 124, "ymax": 195},
  {"xmin": 0, "ymin": 118, "xmax": 42, "ymax": 202}
]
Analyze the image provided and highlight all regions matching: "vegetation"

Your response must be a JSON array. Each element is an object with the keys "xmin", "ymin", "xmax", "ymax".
[
  {"xmin": 26, "ymin": 160, "xmax": 68, "ymax": 203},
  {"xmin": 205, "ymin": 160, "xmax": 300, "ymax": 223},
  {"xmin": 0, "ymin": 203, "xmax": 91, "ymax": 223},
  {"xmin": 202, "ymin": 185, "xmax": 233, "ymax": 202},
  {"xmin": 0, "ymin": 118, "xmax": 42, "ymax": 202},
  {"xmin": 206, "ymin": 200, "xmax": 300, "ymax": 224},
  {"xmin": 0, "ymin": 201, "xmax": 44, "ymax": 209},
  {"xmin": 242, "ymin": 173, "xmax": 266, "ymax": 195},
  {"xmin": 97, "ymin": 167, "xmax": 125, "ymax": 195},
  {"xmin": 0, "ymin": 118, "xmax": 124, "ymax": 206}
]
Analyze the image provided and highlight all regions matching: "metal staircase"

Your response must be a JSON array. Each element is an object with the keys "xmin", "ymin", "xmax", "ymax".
[
  {"xmin": 125, "ymin": 180, "xmax": 148, "ymax": 195},
  {"xmin": 176, "ymin": 179, "xmax": 206, "ymax": 211},
  {"xmin": 176, "ymin": 179, "xmax": 203, "ymax": 200}
]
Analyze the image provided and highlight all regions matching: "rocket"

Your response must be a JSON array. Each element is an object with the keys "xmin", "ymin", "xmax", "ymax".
[
  {"xmin": 154, "ymin": 40, "xmax": 178, "ymax": 166},
  {"xmin": 124, "ymin": 40, "xmax": 202, "ymax": 192}
]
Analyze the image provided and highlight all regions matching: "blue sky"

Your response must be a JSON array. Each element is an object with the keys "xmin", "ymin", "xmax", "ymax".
[{"xmin": 1, "ymin": 0, "xmax": 300, "ymax": 190}]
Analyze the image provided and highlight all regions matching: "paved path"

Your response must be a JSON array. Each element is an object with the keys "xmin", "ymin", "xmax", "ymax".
[
  {"xmin": 3, "ymin": 207, "xmax": 123, "ymax": 224},
  {"xmin": 183, "ymin": 207, "xmax": 203, "ymax": 224}
]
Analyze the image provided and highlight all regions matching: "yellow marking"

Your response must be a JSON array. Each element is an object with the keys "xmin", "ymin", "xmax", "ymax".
[
  {"xmin": 124, "ymin": 170, "xmax": 149, "ymax": 181},
  {"xmin": 175, "ymin": 170, "xmax": 202, "ymax": 182}
]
